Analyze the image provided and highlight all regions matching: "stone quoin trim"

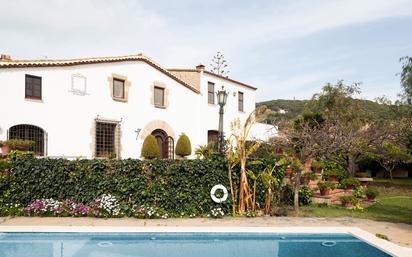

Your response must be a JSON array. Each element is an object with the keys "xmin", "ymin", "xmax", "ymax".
[{"xmin": 108, "ymin": 73, "xmax": 131, "ymax": 102}]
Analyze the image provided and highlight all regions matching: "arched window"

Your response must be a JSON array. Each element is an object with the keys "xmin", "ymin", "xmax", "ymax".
[{"xmin": 8, "ymin": 124, "xmax": 45, "ymax": 156}]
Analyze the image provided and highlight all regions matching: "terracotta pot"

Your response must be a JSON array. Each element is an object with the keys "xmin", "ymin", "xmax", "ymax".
[
  {"xmin": 346, "ymin": 185, "xmax": 355, "ymax": 190},
  {"xmin": 300, "ymin": 176, "xmax": 310, "ymax": 185},
  {"xmin": 285, "ymin": 167, "xmax": 293, "ymax": 177},
  {"xmin": 320, "ymin": 188, "xmax": 330, "ymax": 196},
  {"xmin": 328, "ymin": 175, "xmax": 337, "ymax": 182},
  {"xmin": 366, "ymin": 195, "xmax": 376, "ymax": 200},
  {"xmin": 1, "ymin": 145, "xmax": 11, "ymax": 155},
  {"xmin": 360, "ymin": 181, "xmax": 368, "ymax": 187},
  {"xmin": 313, "ymin": 168, "xmax": 322, "ymax": 174}
]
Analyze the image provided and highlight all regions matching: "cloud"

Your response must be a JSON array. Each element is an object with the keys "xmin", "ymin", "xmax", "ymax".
[{"xmin": 0, "ymin": 0, "xmax": 411, "ymax": 101}]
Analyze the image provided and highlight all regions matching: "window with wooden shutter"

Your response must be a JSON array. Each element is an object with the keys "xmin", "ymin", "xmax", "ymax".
[
  {"xmin": 25, "ymin": 74, "xmax": 42, "ymax": 100},
  {"xmin": 238, "ymin": 91, "xmax": 244, "ymax": 112},
  {"xmin": 208, "ymin": 82, "xmax": 215, "ymax": 104},
  {"xmin": 113, "ymin": 78, "xmax": 125, "ymax": 99}
]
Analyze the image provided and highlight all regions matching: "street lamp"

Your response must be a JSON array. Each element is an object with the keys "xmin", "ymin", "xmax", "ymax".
[{"xmin": 216, "ymin": 86, "xmax": 228, "ymax": 153}]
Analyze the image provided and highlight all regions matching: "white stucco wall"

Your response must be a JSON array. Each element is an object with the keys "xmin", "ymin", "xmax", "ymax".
[
  {"xmin": 199, "ymin": 72, "xmax": 256, "ymax": 140},
  {"xmin": 0, "ymin": 60, "xmax": 257, "ymax": 159}
]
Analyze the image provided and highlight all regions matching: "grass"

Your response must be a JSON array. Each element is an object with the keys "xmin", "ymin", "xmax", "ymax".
[{"xmin": 301, "ymin": 178, "xmax": 412, "ymax": 224}]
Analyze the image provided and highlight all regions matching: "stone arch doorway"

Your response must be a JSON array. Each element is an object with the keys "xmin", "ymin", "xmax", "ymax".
[{"xmin": 151, "ymin": 129, "xmax": 174, "ymax": 159}]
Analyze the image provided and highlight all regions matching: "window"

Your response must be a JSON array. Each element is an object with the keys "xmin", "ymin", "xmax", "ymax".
[
  {"xmin": 154, "ymin": 86, "xmax": 165, "ymax": 107},
  {"xmin": 9, "ymin": 124, "xmax": 45, "ymax": 156},
  {"xmin": 208, "ymin": 82, "xmax": 215, "ymax": 104},
  {"xmin": 238, "ymin": 91, "xmax": 244, "ymax": 112},
  {"xmin": 208, "ymin": 130, "xmax": 219, "ymax": 144},
  {"xmin": 25, "ymin": 74, "xmax": 42, "ymax": 100},
  {"xmin": 168, "ymin": 136, "xmax": 174, "ymax": 159},
  {"xmin": 113, "ymin": 78, "xmax": 125, "ymax": 99},
  {"xmin": 95, "ymin": 122, "xmax": 117, "ymax": 158},
  {"xmin": 71, "ymin": 73, "xmax": 87, "ymax": 95}
]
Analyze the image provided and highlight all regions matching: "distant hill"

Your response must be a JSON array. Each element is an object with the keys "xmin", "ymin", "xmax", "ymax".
[{"xmin": 257, "ymin": 99, "xmax": 411, "ymax": 123}]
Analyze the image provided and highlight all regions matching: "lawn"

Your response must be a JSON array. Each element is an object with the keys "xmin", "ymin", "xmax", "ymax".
[{"xmin": 300, "ymin": 178, "xmax": 412, "ymax": 224}]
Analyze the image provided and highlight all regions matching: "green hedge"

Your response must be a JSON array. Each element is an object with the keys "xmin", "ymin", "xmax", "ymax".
[{"xmin": 0, "ymin": 156, "xmax": 283, "ymax": 217}]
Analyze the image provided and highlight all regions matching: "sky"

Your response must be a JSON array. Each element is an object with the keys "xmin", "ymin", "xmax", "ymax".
[{"xmin": 1, "ymin": 0, "xmax": 412, "ymax": 102}]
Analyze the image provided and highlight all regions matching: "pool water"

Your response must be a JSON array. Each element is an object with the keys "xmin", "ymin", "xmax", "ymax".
[{"xmin": 0, "ymin": 232, "xmax": 391, "ymax": 257}]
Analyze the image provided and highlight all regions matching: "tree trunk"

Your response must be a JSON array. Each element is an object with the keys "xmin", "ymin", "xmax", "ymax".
[
  {"xmin": 345, "ymin": 155, "xmax": 356, "ymax": 177},
  {"xmin": 294, "ymin": 170, "xmax": 301, "ymax": 213},
  {"xmin": 265, "ymin": 188, "xmax": 271, "ymax": 215},
  {"xmin": 228, "ymin": 166, "xmax": 236, "ymax": 215}
]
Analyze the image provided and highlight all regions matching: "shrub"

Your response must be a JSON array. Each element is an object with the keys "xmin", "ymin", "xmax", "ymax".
[
  {"xmin": 298, "ymin": 186, "xmax": 313, "ymax": 205},
  {"xmin": 301, "ymin": 172, "xmax": 316, "ymax": 180},
  {"xmin": 175, "ymin": 134, "xmax": 192, "ymax": 157},
  {"xmin": 352, "ymin": 187, "xmax": 366, "ymax": 199},
  {"xmin": 141, "ymin": 135, "xmax": 159, "ymax": 159},
  {"xmin": 376, "ymin": 233, "xmax": 389, "ymax": 241},
  {"xmin": 0, "ymin": 156, "xmax": 286, "ymax": 218},
  {"xmin": 342, "ymin": 177, "xmax": 360, "ymax": 188},
  {"xmin": 0, "ymin": 160, "xmax": 11, "ymax": 171},
  {"xmin": 194, "ymin": 143, "xmax": 216, "ymax": 159},
  {"xmin": 317, "ymin": 181, "xmax": 335, "ymax": 190},
  {"xmin": 311, "ymin": 160, "xmax": 324, "ymax": 169},
  {"xmin": 210, "ymin": 207, "xmax": 224, "ymax": 218},
  {"xmin": 322, "ymin": 162, "xmax": 345, "ymax": 180},
  {"xmin": 339, "ymin": 195, "xmax": 358, "ymax": 205},
  {"xmin": 8, "ymin": 150, "xmax": 34, "ymax": 160},
  {"xmin": 365, "ymin": 187, "xmax": 379, "ymax": 199}
]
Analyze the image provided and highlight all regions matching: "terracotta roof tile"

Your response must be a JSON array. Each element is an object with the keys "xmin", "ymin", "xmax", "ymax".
[{"xmin": 0, "ymin": 54, "xmax": 200, "ymax": 93}]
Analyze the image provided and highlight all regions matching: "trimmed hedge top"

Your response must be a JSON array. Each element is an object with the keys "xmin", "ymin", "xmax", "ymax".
[
  {"xmin": 175, "ymin": 134, "xmax": 192, "ymax": 157},
  {"xmin": 141, "ymin": 135, "xmax": 159, "ymax": 159}
]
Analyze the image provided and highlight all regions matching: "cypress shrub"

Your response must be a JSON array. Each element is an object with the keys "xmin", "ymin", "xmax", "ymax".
[
  {"xmin": 175, "ymin": 134, "xmax": 192, "ymax": 157},
  {"xmin": 141, "ymin": 135, "xmax": 159, "ymax": 159}
]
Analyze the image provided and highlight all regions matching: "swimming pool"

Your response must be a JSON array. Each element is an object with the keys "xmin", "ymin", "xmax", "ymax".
[{"xmin": 0, "ymin": 231, "xmax": 394, "ymax": 257}]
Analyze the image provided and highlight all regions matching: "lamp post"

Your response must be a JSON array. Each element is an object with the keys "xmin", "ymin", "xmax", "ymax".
[{"xmin": 216, "ymin": 86, "xmax": 228, "ymax": 153}]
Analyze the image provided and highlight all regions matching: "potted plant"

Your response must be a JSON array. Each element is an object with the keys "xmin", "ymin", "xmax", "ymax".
[
  {"xmin": 365, "ymin": 187, "xmax": 379, "ymax": 200},
  {"xmin": 342, "ymin": 177, "xmax": 360, "ymax": 190},
  {"xmin": 323, "ymin": 169, "xmax": 343, "ymax": 182},
  {"xmin": 339, "ymin": 195, "xmax": 358, "ymax": 208},
  {"xmin": 311, "ymin": 160, "xmax": 324, "ymax": 174},
  {"xmin": 1, "ymin": 139, "xmax": 34, "ymax": 153},
  {"xmin": 300, "ymin": 172, "xmax": 316, "ymax": 185},
  {"xmin": 0, "ymin": 141, "xmax": 11, "ymax": 155},
  {"xmin": 317, "ymin": 181, "xmax": 335, "ymax": 196}
]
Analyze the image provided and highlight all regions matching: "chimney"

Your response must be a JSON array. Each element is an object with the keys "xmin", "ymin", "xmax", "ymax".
[
  {"xmin": 0, "ymin": 54, "xmax": 11, "ymax": 61},
  {"xmin": 195, "ymin": 64, "xmax": 205, "ymax": 72}
]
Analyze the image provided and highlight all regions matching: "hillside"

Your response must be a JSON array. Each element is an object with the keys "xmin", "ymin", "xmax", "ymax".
[{"xmin": 257, "ymin": 98, "xmax": 411, "ymax": 123}]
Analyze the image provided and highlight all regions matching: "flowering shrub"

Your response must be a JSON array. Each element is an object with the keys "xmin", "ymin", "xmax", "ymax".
[
  {"xmin": 24, "ymin": 198, "xmax": 61, "ymax": 216},
  {"xmin": 0, "ymin": 203, "xmax": 24, "ymax": 216},
  {"xmin": 94, "ymin": 194, "xmax": 121, "ymax": 217},
  {"xmin": 24, "ymin": 199, "xmax": 89, "ymax": 217},
  {"xmin": 210, "ymin": 207, "xmax": 224, "ymax": 218},
  {"xmin": 134, "ymin": 205, "xmax": 168, "ymax": 219},
  {"xmin": 63, "ymin": 199, "xmax": 89, "ymax": 217}
]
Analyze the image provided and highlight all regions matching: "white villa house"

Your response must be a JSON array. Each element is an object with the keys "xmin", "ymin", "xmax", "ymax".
[{"xmin": 0, "ymin": 54, "xmax": 275, "ymax": 159}]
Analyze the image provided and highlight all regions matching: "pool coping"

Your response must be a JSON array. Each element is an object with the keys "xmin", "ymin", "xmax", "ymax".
[{"xmin": 0, "ymin": 226, "xmax": 411, "ymax": 257}]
